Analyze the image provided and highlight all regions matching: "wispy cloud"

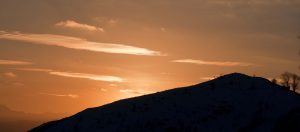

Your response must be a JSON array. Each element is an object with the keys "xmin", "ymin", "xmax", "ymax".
[
  {"xmin": 49, "ymin": 71, "xmax": 124, "ymax": 82},
  {"xmin": 100, "ymin": 88, "xmax": 107, "ymax": 92},
  {"xmin": 200, "ymin": 77, "xmax": 215, "ymax": 80},
  {"xmin": 13, "ymin": 82, "xmax": 25, "ymax": 87},
  {"xmin": 206, "ymin": 0, "xmax": 299, "ymax": 6},
  {"xmin": 40, "ymin": 93, "xmax": 79, "ymax": 99},
  {"xmin": 0, "ymin": 31, "xmax": 164, "ymax": 56},
  {"xmin": 160, "ymin": 27, "xmax": 167, "ymax": 32},
  {"xmin": 172, "ymin": 59, "xmax": 253, "ymax": 67},
  {"xmin": 55, "ymin": 20, "xmax": 104, "ymax": 32},
  {"xmin": 13, "ymin": 68, "xmax": 52, "ymax": 72},
  {"xmin": 93, "ymin": 17, "xmax": 119, "ymax": 26},
  {"xmin": 14, "ymin": 68, "xmax": 124, "ymax": 82},
  {"xmin": 119, "ymin": 89, "xmax": 153, "ymax": 95},
  {"xmin": 0, "ymin": 59, "xmax": 32, "ymax": 65},
  {"xmin": 4, "ymin": 72, "xmax": 17, "ymax": 78}
]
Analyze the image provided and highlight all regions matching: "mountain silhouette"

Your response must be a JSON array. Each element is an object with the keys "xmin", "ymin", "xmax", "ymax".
[{"xmin": 30, "ymin": 73, "xmax": 300, "ymax": 132}]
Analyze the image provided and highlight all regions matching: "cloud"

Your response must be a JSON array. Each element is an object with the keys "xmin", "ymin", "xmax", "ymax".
[
  {"xmin": 119, "ymin": 89, "xmax": 153, "ymax": 95},
  {"xmin": 12, "ymin": 68, "xmax": 52, "ymax": 72},
  {"xmin": 13, "ymin": 82, "xmax": 24, "ymax": 87},
  {"xmin": 160, "ymin": 27, "xmax": 166, "ymax": 32},
  {"xmin": 200, "ymin": 77, "xmax": 215, "ymax": 80},
  {"xmin": 14, "ymin": 68, "xmax": 124, "ymax": 82},
  {"xmin": 205, "ymin": 0, "xmax": 298, "ymax": 7},
  {"xmin": 0, "ymin": 31, "xmax": 164, "ymax": 56},
  {"xmin": 4, "ymin": 72, "xmax": 17, "ymax": 78},
  {"xmin": 0, "ymin": 59, "xmax": 32, "ymax": 65},
  {"xmin": 55, "ymin": 20, "xmax": 104, "ymax": 32},
  {"xmin": 109, "ymin": 83, "xmax": 118, "ymax": 87},
  {"xmin": 40, "ymin": 93, "xmax": 79, "ymax": 99},
  {"xmin": 94, "ymin": 17, "xmax": 119, "ymax": 26},
  {"xmin": 49, "ymin": 71, "xmax": 124, "ymax": 82},
  {"xmin": 100, "ymin": 88, "xmax": 107, "ymax": 92},
  {"xmin": 107, "ymin": 19, "xmax": 118, "ymax": 25},
  {"xmin": 172, "ymin": 59, "xmax": 253, "ymax": 67}
]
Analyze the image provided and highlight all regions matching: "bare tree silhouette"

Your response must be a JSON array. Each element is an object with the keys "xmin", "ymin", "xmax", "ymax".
[
  {"xmin": 271, "ymin": 78, "xmax": 277, "ymax": 84},
  {"xmin": 298, "ymin": 35, "xmax": 300, "ymax": 71},
  {"xmin": 280, "ymin": 72, "xmax": 300, "ymax": 92},
  {"xmin": 291, "ymin": 74, "xmax": 300, "ymax": 92},
  {"xmin": 281, "ymin": 72, "xmax": 292, "ymax": 90}
]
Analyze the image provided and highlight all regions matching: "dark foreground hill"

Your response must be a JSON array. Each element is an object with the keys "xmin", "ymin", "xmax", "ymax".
[{"xmin": 30, "ymin": 73, "xmax": 300, "ymax": 132}]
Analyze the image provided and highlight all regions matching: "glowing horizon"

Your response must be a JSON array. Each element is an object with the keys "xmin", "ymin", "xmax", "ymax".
[{"xmin": 0, "ymin": 0, "xmax": 299, "ymax": 115}]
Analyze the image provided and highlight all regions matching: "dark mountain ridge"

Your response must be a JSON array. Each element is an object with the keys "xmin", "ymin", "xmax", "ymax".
[{"xmin": 30, "ymin": 73, "xmax": 300, "ymax": 132}]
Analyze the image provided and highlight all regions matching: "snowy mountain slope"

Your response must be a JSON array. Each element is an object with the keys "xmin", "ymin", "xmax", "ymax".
[{"xmin": 30, "ymin": 73, "xmax": 300, "ymax": 132}]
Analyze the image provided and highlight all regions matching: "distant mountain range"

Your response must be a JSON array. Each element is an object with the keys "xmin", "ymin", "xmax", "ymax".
[
  {"xmin": 0, "ymin": 104, "xmax": 65, "ymax": 132},
  {"xmin": 30, "ymin": 73, "xmax": 300, "ymax": 132}
]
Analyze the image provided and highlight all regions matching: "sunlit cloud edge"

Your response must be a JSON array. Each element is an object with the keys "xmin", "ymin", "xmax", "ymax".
[
  {"xmin": 172, "ymin": 59, "xmax": 254, "ymax": 67},
  {"xmin": 0, "ymin": 31, "xmax": 165, "ymax": 56}
]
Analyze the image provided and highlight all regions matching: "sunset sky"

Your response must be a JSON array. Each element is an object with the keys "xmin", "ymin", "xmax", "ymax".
[{"xmin": 0, "ymin": 0, "xmax": 299, "ymax": 114}]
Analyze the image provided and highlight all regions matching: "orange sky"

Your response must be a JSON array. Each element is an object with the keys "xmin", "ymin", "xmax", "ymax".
[{"xmin": 0, "ymin": 0, "xmax": 299, "ymax": 114}]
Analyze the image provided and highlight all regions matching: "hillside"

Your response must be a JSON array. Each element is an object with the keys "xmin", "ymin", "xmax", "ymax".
[{"xmin": 30, "ymin": 73, "xmax": 300, "ymax": 132}]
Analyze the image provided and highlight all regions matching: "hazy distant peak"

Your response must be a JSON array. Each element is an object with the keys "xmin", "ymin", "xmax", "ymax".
[{"xmin": 0, "ymin": 104, "xmax": 11, "ymax": 111}]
